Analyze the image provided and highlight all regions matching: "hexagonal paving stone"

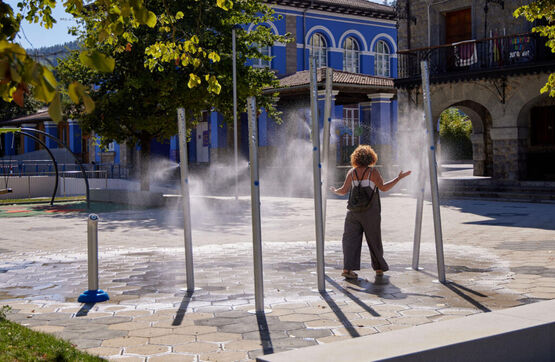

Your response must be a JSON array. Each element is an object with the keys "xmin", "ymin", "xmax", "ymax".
[
  {"xmin": 198, "ymin": 351, "xmax": 249, "ymax": 362},
  {"xmin": 85, "ymin": 346, "xmax": 122, "ymax": 357},
  {"xmin": 115, "ymin": 310, "xmax": 152, "ymax": 317},
  {"xmin": 278, "ymin": 314, "xmax": 320, "ymax": 322},
  {"xmin": 128, "ymin": 328, "xmax": 173, "ymax": 338},
  {"xmin": 124, "ymin": 344, "xmax": 170, "ymax": 355},
  {"xmin": 287, "ymin": 328, "xmax": 332, "ymax": 338},
  {"xmin": 223, "ymin": 339, "xmax": 263, "ymax": 351},
  {"xmin": 173, "ymin": 325, "xmax": 218, "ymax": 335},
  {"xmin": 174, "ymin": 342, "xmax": 220, "ymax": 353},
  {"xmin": 149, "ymin": 334, "xmax": 196, "ymax": 345},
  {"xmin": 105, "ymin": 356, "xmax": 145, "ymax": 361},
  {"xmin": 109, "ymin": 322, "xmax": 151, "ymax": 331},
  {"xmin": 102, "ymin": 337, "xmax": 148, "ymax": 348},
  {"xmin": 152, "ymin": 318, "xmax": 195, "ymax": 328},
  {"xmin": 304, "ymin": 319, "xmax": 344, "ymax": 328},
  {"xmin": 148, "ymin": 354, "xmax": 196, "ymax": 362},
  {"xmin": 316, "ymin": 335, "xmax": 351, "ymax": 344},
  {"xmin": 197, "ymin": 332, "xmax": 242, "ymax": 343}
]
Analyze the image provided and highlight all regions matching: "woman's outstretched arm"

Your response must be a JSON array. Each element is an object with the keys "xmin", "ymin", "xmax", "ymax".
[
  {"xmin": 372, "ymin": 168, "xmax": 411, "ymax": 192},
  {"xmin": 330, "ymin": 169, "xmax": 353, "ymax": 196}
]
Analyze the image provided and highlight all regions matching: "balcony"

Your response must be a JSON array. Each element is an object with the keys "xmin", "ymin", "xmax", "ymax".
[{"xmin": 396, "ymin": 33, "xmax": 555, "ymax": 88}]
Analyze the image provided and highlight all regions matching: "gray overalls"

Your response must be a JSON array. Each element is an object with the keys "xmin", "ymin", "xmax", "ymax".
[{"xmin": 342, "ymin": 168, "xmax": 389, "ymax": 272}]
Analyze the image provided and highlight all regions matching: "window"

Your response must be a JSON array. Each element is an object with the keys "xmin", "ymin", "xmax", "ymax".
[
  {"xmin": 253, "ymin": 42, "xmax": 271, "ymax": 68},
  {"xmin": 374, "ymin": 40, "xmax": 391, "ymax": 77},
  {"xmin": 311, "ymin": 33, "xmax": 327, "ymax": 68},
  {"xmin": 343, "ymin": 37, "xmax": 360, "ymax": 73}
]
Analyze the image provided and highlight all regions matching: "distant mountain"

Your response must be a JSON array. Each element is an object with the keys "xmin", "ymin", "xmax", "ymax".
[{"xmin": 26, "ymin": 41, "xmax": 80, "ymax": 68}]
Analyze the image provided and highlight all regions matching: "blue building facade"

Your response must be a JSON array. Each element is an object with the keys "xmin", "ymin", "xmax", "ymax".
[{"xmin": 172, "ymin": 0, "xmax": 399, "ymax": 168}]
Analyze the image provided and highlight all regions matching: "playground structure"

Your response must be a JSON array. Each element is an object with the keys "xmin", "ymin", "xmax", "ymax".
[{"xmin": 0, "ymin": 127, "xmax": 90, "ymax": 207}]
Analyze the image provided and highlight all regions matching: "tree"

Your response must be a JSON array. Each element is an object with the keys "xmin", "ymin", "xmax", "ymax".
[
  {"xmin": 0, "ymin": 96, "xmax": 42, "ymax": 121},
  {"xmin": 57, "ymin": 0, "xmax": 287, "ymax": 190},
  {"xmin": 515, "ymin": 1, "xmax": 555, "ymax": 96},
  {"xmin": 0, "ymin": 0, "xmax": 238, "ymax": 122},
  {"xmin": 439, "ymin": 108, "xmax": 472, "ymax": 160}
]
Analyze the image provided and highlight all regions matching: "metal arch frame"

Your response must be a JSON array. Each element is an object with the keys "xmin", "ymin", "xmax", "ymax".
[
  {"xmin": 16, "ymin": 131, "xmax": 60, "ymax": 206},
  {"xmin": 19, "ymin": 128, "xmax": 90, "ymax": 208}
]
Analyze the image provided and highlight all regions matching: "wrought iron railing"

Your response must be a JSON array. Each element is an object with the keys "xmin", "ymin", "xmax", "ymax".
[{"xmin": 397, "ymin": 33, "xmax": 555, "ymax": 84}]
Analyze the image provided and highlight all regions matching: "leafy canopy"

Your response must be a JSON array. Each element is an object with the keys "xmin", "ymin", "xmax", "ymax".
[
  {"xmin": 515, "ymin": 1, "xmax": 555, "ymax": 96},
  {"xmin": 0, "ymin": 0, "xmax": 251, "ymax": 122}
]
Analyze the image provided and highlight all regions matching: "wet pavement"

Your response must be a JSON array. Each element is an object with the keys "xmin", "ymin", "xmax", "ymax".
[{"xmin": 0, "ymin": 195, "xmax": 554, "ymax": 361}]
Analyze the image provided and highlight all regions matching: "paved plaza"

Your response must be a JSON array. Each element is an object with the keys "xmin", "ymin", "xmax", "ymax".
[{"xmin": 0, "ymin": 194, "xmax": 554, "ymax": 361}]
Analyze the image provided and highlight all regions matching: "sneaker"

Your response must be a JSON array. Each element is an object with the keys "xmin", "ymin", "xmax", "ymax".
[{"xmin": 341, "ymin": 271, "xmax": 358, "ymax": 279}]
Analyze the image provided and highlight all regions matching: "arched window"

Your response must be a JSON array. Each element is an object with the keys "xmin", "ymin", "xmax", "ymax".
[
  {"xmin": 374, "ymin": 40, "xmax": 391, "ymax": 77},
  {"xmin": 253, "ymin": 42, "xmax": 271, "ymax": 68},
  {"xmin": 343, "ymin": 37, "xmax": 360, "ymax": 73},
  {"xmin": 311, "ymin": 33, "xmax": 327, "ymax": 68}
]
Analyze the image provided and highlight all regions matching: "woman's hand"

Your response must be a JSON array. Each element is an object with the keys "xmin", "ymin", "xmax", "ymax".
[
  {"xmin": 329, "ymin": 186, "xmax": 338, "ymax": 194},
  {"xmin": 398, "ymin": 170, "xmax": 411, "ymax": 180}
]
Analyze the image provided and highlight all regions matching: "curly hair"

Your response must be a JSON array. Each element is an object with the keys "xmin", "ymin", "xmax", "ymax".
[{"xmin": 350, "ymin": 145, "xmax": 378, "ymax": 168}]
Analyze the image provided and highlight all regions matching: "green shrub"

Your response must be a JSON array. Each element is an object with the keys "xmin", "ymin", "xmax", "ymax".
[{"xmin": 439, "ymin": 108, "xmax": 473, "ymax": 160}]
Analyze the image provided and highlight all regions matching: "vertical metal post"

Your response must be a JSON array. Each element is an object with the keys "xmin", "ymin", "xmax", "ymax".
[
  {"xmin": 420, "ymin": 61, "xmax": 446, "ymax": 283},
  {"xmin": 177, "ymin": 108, "xmax": 195, "ymax": 292},
  {"xmin": 27, "ymin": 175, "xmax": 31, "ymax": 198},
  {"xmin": 322, "ymin": 67, "xmax": 333, "ymax": 235},
  {"xmin": 412, "ymin": 154, "xmax": 426, "ymax": 270},
  {"xmin": 78, "ymin": 213, "xmax": 109, "ymax": 302},
  {"xmin": 87, "ymin": 214, "xmax": 99, "ymax": 291},
  {"xmin": 310, "ymin": 55, "xmax": 326, "ymax": 292},
  {"xmin": 247, "ymin": 97, "xmax": 265, "ymax": 313},
  {"xmin": 63, "ymin": 173, "xmax": 66, "ymax": 197},
  {"xmin": 232, "ymin": 27, "xmax": 239, "ymax": 200}
]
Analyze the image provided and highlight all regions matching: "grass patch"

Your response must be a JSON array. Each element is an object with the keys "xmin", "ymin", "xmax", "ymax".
[
  {"xmin": 0, "ymin": 306, "xmax": 104, "ymax": 361},
  {"xmin": 0, "ymin": 196, "xmax": 86, "ymax": 205}
]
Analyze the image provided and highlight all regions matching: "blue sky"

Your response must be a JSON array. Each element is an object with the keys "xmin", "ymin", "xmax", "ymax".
[{"xmin": 6, "ymin": 0, "xmax": 77, "ymax": 49}]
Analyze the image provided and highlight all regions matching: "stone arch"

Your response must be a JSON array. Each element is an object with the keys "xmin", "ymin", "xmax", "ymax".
[
  {"xmin": 305, "ymin": 26, "xmax": 336, "ymax": 48},
  {"xmin": 516, "ymin": 93, "xmax": 555, "ymax": 180}
]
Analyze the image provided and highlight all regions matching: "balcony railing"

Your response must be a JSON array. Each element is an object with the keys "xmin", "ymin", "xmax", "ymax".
[{"xmin": 396, "ymin": 33, "xmax": 555, "ymax": 86}]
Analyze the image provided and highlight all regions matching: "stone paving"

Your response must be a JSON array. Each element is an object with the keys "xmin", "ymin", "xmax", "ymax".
[{"xmin": 0, "ymin": 195, "xmax": 554, "ymax": 361}]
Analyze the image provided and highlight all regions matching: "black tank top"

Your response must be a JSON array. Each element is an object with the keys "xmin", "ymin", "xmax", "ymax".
[{"xmin": 347, "ymin": 168, "xmax": 376, "ymax": 212}]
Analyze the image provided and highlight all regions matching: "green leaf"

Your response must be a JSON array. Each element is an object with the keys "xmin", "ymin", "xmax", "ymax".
[
  {"xmin": 175, "ymin": 11, "xmax": 184, "ymax": 19},
  {"xmin": 48, "ymin": 92, "xmax": 62, "ymax": 123},
  {"xmin": 68, "ymin": 82, "xmax": 81, "ymax": 103},
  {"xmin": 82, "ymin": 93, "xmax": 95, "ymax": 113},
  {"xmin": 79, "ymin": 50, "xmax": 115, "ymax": 73},
  {"xmin": 42, "ymin": 67, "xmax": 57, "ymax": 89}
]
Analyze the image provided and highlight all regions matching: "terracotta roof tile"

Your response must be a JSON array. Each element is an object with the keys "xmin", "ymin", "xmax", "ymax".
[{"xmin": 275, "ymin": 68, "xmax": 394, "ymax": 89}]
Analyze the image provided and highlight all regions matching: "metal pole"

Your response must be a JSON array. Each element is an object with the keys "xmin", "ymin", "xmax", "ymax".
[
  {"xmin": 78, "ymin": 213, "xmax": 109, "ymax": 302},
  {"xmin": 177, "ymin": 108, "xmax": 195, "ymax": 292},
  {"xmin": 310, "ymin": 55, "xmax": 326, "ymax": 292},
  {"xmin": 87, "ymin": 214, "xmax": 99, "ymax": 291},
  {"xmin": 232, "ymin": 27, "xmax": 239, "ymax": 200},
  {"xmin": 247, "ymin": 97, "xmax": 265, "ymax": 313},
  {"xmin": 420, "ymin": 61, "xmax": 446, "ymax": 283},
  {"xmin": 322, "ymin": 67, "xmax": 333, "ymax": 235},
  {"xmin": 27, "ymin": 175, "xmax": 31, "ymax": 198},
  {"xmin": 412, "ymin": 153, "xmax": 426, "ymax": 270}
]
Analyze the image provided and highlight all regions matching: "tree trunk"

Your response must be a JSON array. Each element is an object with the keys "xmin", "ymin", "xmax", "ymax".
[{"xmin": 139, "ymin": 137, "xmax": 151, "ymax": 191}]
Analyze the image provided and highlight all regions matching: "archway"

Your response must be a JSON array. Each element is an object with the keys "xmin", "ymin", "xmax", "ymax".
[
  {"xmin": 440, "ymin": 100, "xmax": 493, "ymax": 177},
  {"xmin": 517, "ymin": 94, "xmax": 555, "ymax": 180}
]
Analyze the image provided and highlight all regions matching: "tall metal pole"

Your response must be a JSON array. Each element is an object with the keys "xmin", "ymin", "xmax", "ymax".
[
  {"xmin": 232, "ymin": 27, "xmax": 239, "ymax": 200},
  {"xmin": 247, "ymin": 97, "xmax": 265, "ymax": 313},
  {"xmin": 322, "ymin": 67, "xmax": 333, "ymax": 235},
  {"xmin": 310, "ymin": 55, "xmax": 326, "ymax": 292},
  {"xmin": 177, "ymin": 108, "xmax": 195, "ymax": 292},
  {"xmin": 420, "ymin": 61, "xmax": 446, "ymax": 283},
  {"xmin": 412, "ymin": 152, "xmax": 426, "ymax": 270}
]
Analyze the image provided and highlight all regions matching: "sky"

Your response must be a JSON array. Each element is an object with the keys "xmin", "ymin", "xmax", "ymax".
[
  {"xmin": 6, "ymin": 0, "xmax": 389, "ymax": 49},
  {"xmin": 6, "ymin": 0, "xmax": 77, "ymax": 49}
]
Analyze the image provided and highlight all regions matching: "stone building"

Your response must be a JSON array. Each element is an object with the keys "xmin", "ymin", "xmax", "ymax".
[{"xmin": 395, "ymin": 0, "xmax": 555, "ymax": 180}]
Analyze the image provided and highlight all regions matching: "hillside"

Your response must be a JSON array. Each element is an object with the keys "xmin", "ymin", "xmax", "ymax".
[{"xmin": 26, "ymin": 41, "xmax": 80, "ymax": 68}]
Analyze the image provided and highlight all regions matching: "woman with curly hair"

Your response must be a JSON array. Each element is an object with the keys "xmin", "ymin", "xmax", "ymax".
[{"xmin": 330, "ymin": 145, "xmax": 411, "ymax": 279}]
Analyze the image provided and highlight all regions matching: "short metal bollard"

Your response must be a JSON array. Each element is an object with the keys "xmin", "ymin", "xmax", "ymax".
[{"xmin": 78, "ymin": 214, "xmax": 109, "ymax": 303}]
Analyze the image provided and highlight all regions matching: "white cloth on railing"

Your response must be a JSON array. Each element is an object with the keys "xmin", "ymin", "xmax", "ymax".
[{"xmin": 453, "ymin": 40, "xmax": 477, "ymax": 67}]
